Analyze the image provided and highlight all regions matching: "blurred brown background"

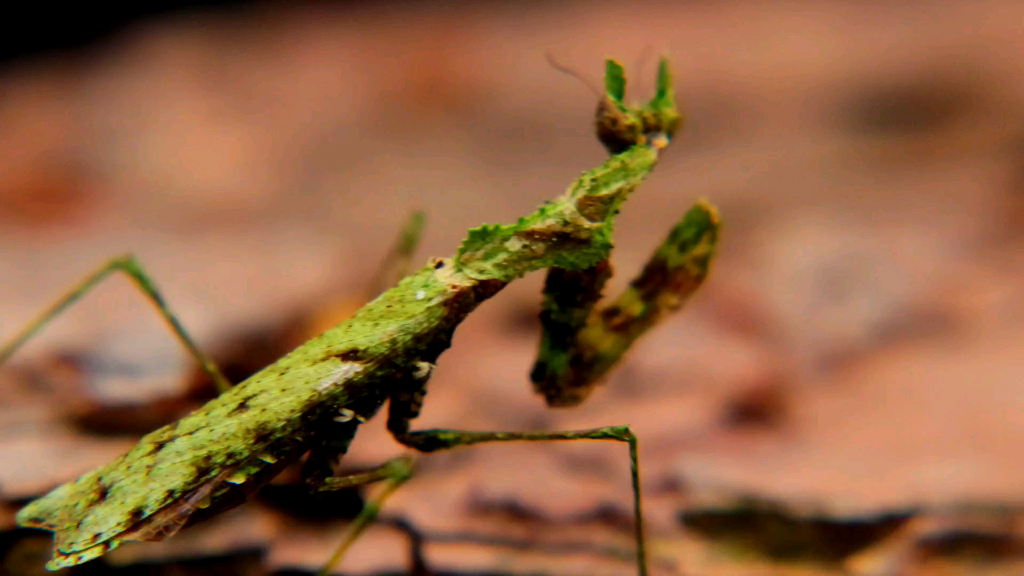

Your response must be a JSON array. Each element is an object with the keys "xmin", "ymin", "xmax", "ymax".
[{"xmin": 3, "ymin": 1, "xmax": 1024, "ymax": 575}]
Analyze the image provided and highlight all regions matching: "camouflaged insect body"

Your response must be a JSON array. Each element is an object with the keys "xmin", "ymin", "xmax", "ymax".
[
  {"xmin": 14, "ymin": 57, "xmax": 705, "ymax": 571},
  {"xmin": 19, "ymin": 264, "xmax": 490, "ymax": 568}
]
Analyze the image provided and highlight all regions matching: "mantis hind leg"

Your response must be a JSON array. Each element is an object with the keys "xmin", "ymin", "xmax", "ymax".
[{"xmin": 0, "ymin": 254, "xmax": 233, "ymax": 393}]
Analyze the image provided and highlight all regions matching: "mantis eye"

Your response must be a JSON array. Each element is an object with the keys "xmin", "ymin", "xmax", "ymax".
[{"xmin": 595, "ymin": 98, "xmax": 643, "ymax": 154}]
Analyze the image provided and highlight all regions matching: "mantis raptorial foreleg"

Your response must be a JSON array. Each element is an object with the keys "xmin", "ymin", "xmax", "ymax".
[
  {"xmin": 533, "ymin": 201, "xmax": 718, "ymax": 406},
  {"xmin": 0, "ymin": 254, "xmax": 235, "ymax": 393}
]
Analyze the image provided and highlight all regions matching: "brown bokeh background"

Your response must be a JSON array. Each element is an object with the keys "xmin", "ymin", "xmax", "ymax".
[{"xmin": 3, "ymin": 1, "xmax": 1024, "ymax": 575}]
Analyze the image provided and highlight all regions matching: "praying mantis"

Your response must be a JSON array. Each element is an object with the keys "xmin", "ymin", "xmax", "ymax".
[{"xmin": 1, "ymin": 56, "xmax": 719, "ymax": 575}]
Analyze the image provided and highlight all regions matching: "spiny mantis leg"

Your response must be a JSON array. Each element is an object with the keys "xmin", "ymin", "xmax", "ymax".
[
  {"xmin": 314, "ymin": 456, "xmax": 415, "ymax": 576},
  {"xmin": 532, "ymin": 201, "xmax": 720, "ymax": 406},
  {"xmin": 385, "ymin": 373, "xmax": 648, "ymax": 576},
  {"xmin": 0, "ymin": 254, "xmax": 233, "ymax": 394}
]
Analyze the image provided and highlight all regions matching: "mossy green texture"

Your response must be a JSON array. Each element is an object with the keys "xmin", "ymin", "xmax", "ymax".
[
  {"xmin": 532, "ymin": 201, "xmax": 719, "ymax": 407},
  {"xmin": 580, "ymin": 201, "xmax": 719, "ymax": 377},
  {"xmin": 455, "ymin": 144, "xmax": 658, "ymax": 282},
  {"xmin": 18, "ymin": 263, "xmax": 485, "ymax": 569}
]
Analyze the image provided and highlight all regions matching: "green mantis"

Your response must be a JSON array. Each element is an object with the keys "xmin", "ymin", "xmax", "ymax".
[{"xmin": 1, "ymin": 57, "xmax": 719, "ymax": 575}]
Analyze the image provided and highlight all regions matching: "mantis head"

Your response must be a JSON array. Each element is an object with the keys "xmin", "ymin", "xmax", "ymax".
[{"xmin": 596, "ymin": 58, "xmax": 682, "ymax": 154}]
